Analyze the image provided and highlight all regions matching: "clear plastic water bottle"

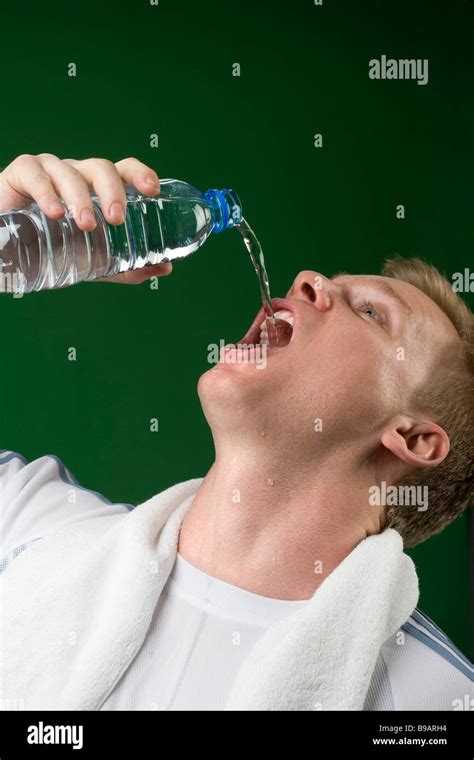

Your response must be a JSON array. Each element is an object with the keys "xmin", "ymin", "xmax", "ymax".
[{"xmin": 0, "ymin": 179, "xmax": 243, "ymax": 294}]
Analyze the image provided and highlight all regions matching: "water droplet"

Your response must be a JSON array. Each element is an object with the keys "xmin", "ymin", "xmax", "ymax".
[{"xmin": 267, "ymin": 478, "xmax": 274, "ymax": 486}]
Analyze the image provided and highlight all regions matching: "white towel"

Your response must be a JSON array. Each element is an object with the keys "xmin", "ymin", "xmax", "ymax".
[{"xmin": 0, "ymin": 477, "xmax": 419, "ymax": 711}]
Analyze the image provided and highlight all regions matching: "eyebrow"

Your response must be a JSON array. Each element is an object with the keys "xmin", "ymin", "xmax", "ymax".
[
  {"xmin": 371, "ymin": 281, "xmax": 414, "ymax": 317},
  {"xmin": 331, "ymin": 273, "xmax": 414, "ymax": 318}
]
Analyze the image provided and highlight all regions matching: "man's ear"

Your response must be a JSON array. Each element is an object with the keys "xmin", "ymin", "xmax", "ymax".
[{"xmin": 381, "ymin": 415, "xmax": 450, "ymax": 469}]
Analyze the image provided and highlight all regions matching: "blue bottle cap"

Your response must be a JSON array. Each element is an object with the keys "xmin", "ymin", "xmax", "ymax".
[{"xmin": 204, "ymin": 188, "xmax": 243, "ymax": 233}]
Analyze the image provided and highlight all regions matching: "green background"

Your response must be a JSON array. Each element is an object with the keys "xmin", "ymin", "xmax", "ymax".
[{"xmin": 0, "ymin": 0, "xmax": 472, "ymax": 657}]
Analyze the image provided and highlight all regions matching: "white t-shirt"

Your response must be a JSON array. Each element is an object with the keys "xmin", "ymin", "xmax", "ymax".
[
  {"xmin": 101, "ymin": 549, "xmax": 308, "ymax": 710},
  {"xmin": 1, "ymin": 451, "xmax": 472, "ymax": 711}
]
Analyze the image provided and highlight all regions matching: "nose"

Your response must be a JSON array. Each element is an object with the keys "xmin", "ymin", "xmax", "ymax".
[{"xmin": 286, "ymin": 270, "xmax": 333, "ymax": 311}]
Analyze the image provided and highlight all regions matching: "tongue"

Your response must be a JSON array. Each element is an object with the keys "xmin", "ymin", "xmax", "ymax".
[{"xmin": 268, "ymin": 318, "xmax": 293, "ymax": 348}]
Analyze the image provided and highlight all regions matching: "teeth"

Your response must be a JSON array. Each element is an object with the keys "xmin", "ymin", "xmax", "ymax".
[
  {"xmin": 259, "ymin": 310, "xmax": 294, "ymax": 331},
  {"xmin": 258, "ymin": 309, "xmax": 294, "ymax": 346}
]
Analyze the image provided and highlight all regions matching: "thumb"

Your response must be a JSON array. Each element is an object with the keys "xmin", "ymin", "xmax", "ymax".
[{"xmin": 96, "ymin": 262, "xmax": 173, "ymax": 285}]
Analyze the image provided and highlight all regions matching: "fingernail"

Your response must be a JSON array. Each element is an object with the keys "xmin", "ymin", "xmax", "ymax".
[
  {"xmin": 80, "ymin": 209, "xmax": 96, "ymax": 226},
  {"xmin": 145, "ymin": 175, "xmax": 159, "ymax": 188},
  {"xmin": 49, "ymin": 201, "xmax": 63, "ymax": 214},
  {"xmin": 109, "ymin": 202, "xmax": 125, "ymax": 222}
]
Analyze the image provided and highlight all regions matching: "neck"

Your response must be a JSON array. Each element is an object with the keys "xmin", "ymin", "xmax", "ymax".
[{"xmin": 177, "ymin": 440, "xmax": 384, "ymax": 600}]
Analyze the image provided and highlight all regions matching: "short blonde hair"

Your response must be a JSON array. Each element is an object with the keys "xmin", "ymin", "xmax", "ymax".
[{"xmin": 381, "ymin": 256, "xmax": 473, "ymax": 548}]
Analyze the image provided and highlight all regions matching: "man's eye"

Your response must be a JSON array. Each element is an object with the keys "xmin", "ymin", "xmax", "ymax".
[{"xmin": 358, "ymin": 300, "xmax": 385, "ymax": 325}]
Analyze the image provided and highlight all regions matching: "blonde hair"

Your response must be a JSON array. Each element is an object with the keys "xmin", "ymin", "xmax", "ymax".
[{"xmin": 381, "ymin": 256, "xmax": 474, "ymax": 547}]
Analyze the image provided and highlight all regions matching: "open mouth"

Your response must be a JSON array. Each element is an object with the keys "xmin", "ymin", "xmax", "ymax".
[
  {"xmin": 259, "ymin": 309, "xmax": 294, "ymax": 348},
  {"xmin": 239, "ymin": 298, "xmax": 296, "ymax": 350}
]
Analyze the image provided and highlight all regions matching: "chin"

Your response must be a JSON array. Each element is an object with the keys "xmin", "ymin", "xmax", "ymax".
[{"xmin": 197, "ymin": 362, "xmax": 269, "ymax": 417}]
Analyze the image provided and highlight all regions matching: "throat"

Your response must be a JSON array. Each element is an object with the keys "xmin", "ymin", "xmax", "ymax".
[{"xmin": 177, "ymin": 456, "xmax": 365, "ymax": 602}]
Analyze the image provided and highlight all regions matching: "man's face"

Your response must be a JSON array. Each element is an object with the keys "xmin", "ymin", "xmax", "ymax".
[{"xmin": 198, "ymin": 271, "xmax": 459, "ymax": 455}]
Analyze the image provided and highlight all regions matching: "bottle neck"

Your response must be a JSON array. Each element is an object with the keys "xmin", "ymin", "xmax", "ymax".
[{"xmin": 204, "ymin": 188, "xmax": 242, "ymax": 234}]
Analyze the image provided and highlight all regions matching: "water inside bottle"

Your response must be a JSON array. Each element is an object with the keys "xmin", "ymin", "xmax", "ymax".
[{"xmin": 236, "ymin": 218, "xmax": 278, "ymax": 346}]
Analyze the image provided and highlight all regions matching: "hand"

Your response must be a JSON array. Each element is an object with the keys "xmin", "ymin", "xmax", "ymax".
[{"xmin": 0, "ymin": 153, "xmax": 172, "ymax": 284}]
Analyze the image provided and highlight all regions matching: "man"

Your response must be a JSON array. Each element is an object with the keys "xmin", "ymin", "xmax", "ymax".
[{"xmin": 0, "ymin": 154, "xmax": 472, "ymax": 711}]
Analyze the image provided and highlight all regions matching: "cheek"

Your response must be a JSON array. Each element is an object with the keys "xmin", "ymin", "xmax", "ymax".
[
  {"xmin": 300, "ymin": 327, "xmax": 375, "ymax": 384},
  {"xmin": 297, "ymin": 329, "xmax": 394, "ymax": 414}
]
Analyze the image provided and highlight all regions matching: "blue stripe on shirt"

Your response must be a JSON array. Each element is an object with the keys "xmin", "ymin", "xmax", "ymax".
[
  {"xmin": 402, "ymin": 620, "xmax": 473, "ymax": 681},
  {"xmin": 0, "ymin": 450, "xmax": 135, "ymax": 573},
  {"xmin": 411, "ymin": 608, "xmax": 472, "ymax": 669},
  {"xmin": 0, "ymin": 538, "xmax": 44, "ymax": 575}
]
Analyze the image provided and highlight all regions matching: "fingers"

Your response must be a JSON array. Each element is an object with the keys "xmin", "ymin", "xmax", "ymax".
[
  {"xmin": 4, "ymin": 153, "xmax": 103, "ymax": 231},
  {"xmin": 96, "ymin": 262, "xmax": 173, "ymax": 285},
  {"xmin": 2, "ymin": 154, "xmax": 66, "ymax": 218},
  {"xmin": 64, "ymin": 157, "xmax": 160, "ymax": 229},
  {"xmin": 114, "ymin": 157, "xmax": 160, "ymax": 195},
  {"xmin": 63, "ymin": 157, "xmax": 128, "ymax": 227},
  {"xmin": 1, "ymin": 153, "xmax": 161, "ymax": 237},
  {"xmin": 37, "ymin": 153, "xmax": 99, "ymax": 230}
]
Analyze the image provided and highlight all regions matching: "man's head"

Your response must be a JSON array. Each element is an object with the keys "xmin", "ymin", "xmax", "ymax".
[{"xmin": 198, "ymin": 256, "xmax": 473, "ymax": 548}]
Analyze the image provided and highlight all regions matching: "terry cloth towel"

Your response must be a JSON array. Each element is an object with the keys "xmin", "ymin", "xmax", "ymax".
[{"xmin": 0, "ymin": 478, "xmax": 419, "ymax": 711}]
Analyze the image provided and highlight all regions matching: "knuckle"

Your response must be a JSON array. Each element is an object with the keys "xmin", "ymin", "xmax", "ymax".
[
  {"xmin": 13, "ymin": 153, "xmax": 34, "ymax": 167},
  {"xmin": 116, "ymin": 156, "xmax": 136, "ymax": 166},
  {"xmin": 37, "ymin": 152, "xmax": 58, "ymax": 162},
  {"xmin": 94, "ymin": 157, "xmax": 115, "ymax": 171}
]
